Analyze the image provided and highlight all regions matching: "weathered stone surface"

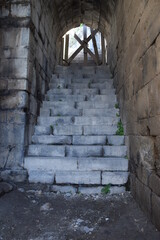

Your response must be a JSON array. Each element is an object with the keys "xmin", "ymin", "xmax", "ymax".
[
  {"xmin": 56, "ymin": 171, "xmax": 101, "ymax": 185},
  {"xmin": 151, "ymin": 193, "xmax": 160, "ymax": 230},
  {"xmin": 149, "ymin": 173, "xmax": 160, "ymax": 197},
  {"xmin": 102, "ymin": 172, "xmax": 128, "ymax": 185},
  {"xmin": 0, "ymin": 91, "xmax": 28, "ymax": 109}
]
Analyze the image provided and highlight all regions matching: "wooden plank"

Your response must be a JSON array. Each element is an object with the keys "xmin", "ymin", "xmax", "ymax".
[
  {"xmin": 74, "ymin": 34, "xmax": 98, "ymax": 65},
  {"xmin": 101, "ymin": 33, "xmax": 106, "ymax": 65},
  {"xmin": 68, "ymin": 29, "xmax": 98, "ymax": 64},
  {"xmin": 65, "ymin": 34, "xmax": 69, "ymax": 62},
  {"xmin": 83, "ymin": 25, "xmax": 87, "ymax": 65},
  {"xmin": 91, "ymin": 29, "xmax": 100, "ymax": 65},
  {"xmin": 60, "ymin": 37, "xmax": 64, "ymax": 65}
]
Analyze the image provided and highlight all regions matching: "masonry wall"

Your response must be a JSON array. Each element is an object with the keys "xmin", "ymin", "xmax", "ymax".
[
  {"xmin": 0, "ymin": 0, "xmax": 30, "ymax": 181},
  {"xmin": 108, "ymin": 0, "xmax": 160, "ymax": 230},
  {"xmin": 0, "ymin": 0, "xmax": 58, "ymax": 181}
]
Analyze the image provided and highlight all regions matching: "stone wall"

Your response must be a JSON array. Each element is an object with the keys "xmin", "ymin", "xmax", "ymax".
[
  {"xmin": 108, "ymin": 0, "xmax": 160, "ymax": 230},
  {"xmin": 0, "ymin": 0, "xmax": 30, "ymax": 181}
]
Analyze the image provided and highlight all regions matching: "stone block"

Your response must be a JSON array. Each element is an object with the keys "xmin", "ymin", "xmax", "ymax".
[
  {"xmin": 25, "ymin": 157, "xmax": 77, "ymax": 171},
  {"xmin": 0, "ymin": 169, "xmax": 27, "ymax": 183},
  {"xmin": 74, "ymin": 116, "xmax": 118, "ymax": 126},
  {"xmin": 102, "ymin": 172, "xmax": 128, "ymax": 185},
  {"xmin": 149, "ymin": 173, "xmax": 160, "ymax": 197},
  {"xmin": 83, "ymin": 108, "xmax": 118, "ymax": 117},
  {"xmin": 32, "ymin": 135, "xmax": 72, "ymax": 145},
  {"xmin": 28, "ymin": 170, "xmax": 54, "ymax": 184},
  {"xmin": 34, "ymin": 126, "xmax": 51, "ymax": 135},
  {"xmin": 107, "ymin": 136, "xmax": 125, "ymax": 146},
  {"xmin": 78, "ymin": 187, "xmax": 102, "ymax": 195},
  {"xmin": 55, "ymin": 171, "xmax": 101, "ymax": 185},
  {"xmin": 66, "ymin": 146, "xmax": 103, "ymax": 157},
  {"xmin": 0, "ymin": 91, "xmax": 28, "ymax": 109},
  {"xmin": 73, "ymin": 136, "xmax": 107, "ymax": 145},
  {"xmin": 84, "ymin": 125, "xmax": 117, "ymax": 135},
  {"xmin": 11, "ymin": 3, "xmax": 31, "ymax": 18},
  {"xmin": 28, "ymin": 145, "xmax": 65, "ymax": 157},
  {"xmin": 51, "ymin": 185, "xmax": 77, "ymax": 194},
  {"xmin": 78, "ymin": 157, "xmax": 128, "ymax": 171},
  {"xmin": 38, "ymin": 116, "xmax": 73, "ymax": 126},
  {"xmin": 54, "ymin": 125, "xmax": 82, "ymax": 136},
  {"xmin": 103, "ymin": 146, "xmax": 127, "ymax": 157}
]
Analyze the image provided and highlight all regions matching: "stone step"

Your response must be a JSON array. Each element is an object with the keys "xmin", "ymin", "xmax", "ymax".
[
  {"xmin": 73, "ymin": 88, "xmax": 99, "ymax": 95},
  {"xmin": 43, "ymin": 101, "xmax": 75, "ymax": 108},
  {"xmin": 107, "ymin": 136, "xmax": 125, "ymax": 146},
  {"xmin": 54, "ymin": 125, "xmax": 82, "ymax": 135},
  {"xmin": 34, "ymin": 126, "xmax": 51, "ymax": 135},
  {"xmin": 47, "ymin": 89, "xmax": 72, "ymax": 95},
  {"xmin": 92, "ymin": 78, "xmax": 113, "ymax": 83},
  {"xmin": 90, "ymin": 82, "xmax": 113, "ymax": 89},
  {"xmin": 78, "ymin": 157, "xmax": 128, "ymax": 171},
  {"xmin": 84, "ymin": 125, "xmax": 117, "ymax": 135},
  {"xmin": 68, "ymin": 83, "xmax": 89, "ymax": 89},
  {"xmin": 50, "ymin": 78, "xmax": 66, "ymax": 84},
  {"xmin": 46, "ymin": 94, "xmax": 86, "ymax": 102},
  {"xmin": 102, "ymin": 172, "xmax": 129, "ymax": 185},
  {"xmin": 77, "ymin": 101, "xmax": 115, "ymax": 109},
  {"xmin": 83, "ymin": 108, "xmax": 119, "ymax": 117},
  {"xmin": 74, "ymin": 116, "xmax": 119, "ymax": 125},
  {"xmin": 38, "ymin": 116, "xmax": 73, "ymax": 126},
  {"xmin": 72, "ymin": 136, "xmax": 107, "ymax": 145},
  {"xmin": 66, "ymin": 146, "xmax": 103, "ymax": 157},
  {"xmin": 89, "ymin": 94, "xmax": 117, "ymax": 102},
  {"xmin": 25, "ymin": 156, "xmax": 128, "ymax": 172},
  {"xmin": 55, "ymin": 171, "xmax": 101, "ymax": 185},
  {"xmin": 32, "ymin": 135, "xmax": 72, "ymax": 145},
  {"xmin": 103, "ymin": 146, "xmax": 127, "ymax": 157},
  {"xmin": 50, "ymin": 108, "xmax": 82, "ymax": 117},
  {"xmin": 49, "ymin": 83, "xmax": 66, "ymax": 88},
  {"xmin": 71, "ymin": 78, "xmax": 92, "ymax": 84},
  {"xmin": 28, "ymin": 145, "xmax": 65, "ymax": 157}
]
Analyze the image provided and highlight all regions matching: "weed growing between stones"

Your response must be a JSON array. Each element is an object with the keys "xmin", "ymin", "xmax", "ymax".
[
  {"xmin": 116, "ymin": 120, "xmax": 124, "ymax": 136},
  {"xmin": 115, "ymin": 103, "xmax": 119, "ymax": 109},
  {"xmin": 101, "ymin": 184, "xmax": 111, "ymax": 194}
]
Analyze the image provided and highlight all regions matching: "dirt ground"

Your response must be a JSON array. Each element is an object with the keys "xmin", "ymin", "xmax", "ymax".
[{"xmin": 0, "ymin": 184, "xmax": 160, "ymax": 240}]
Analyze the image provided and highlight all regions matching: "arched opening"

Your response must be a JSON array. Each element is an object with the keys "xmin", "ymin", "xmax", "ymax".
[{"xmin": 58, "ymin": 24, "xmax": 107, "ymax": 66}]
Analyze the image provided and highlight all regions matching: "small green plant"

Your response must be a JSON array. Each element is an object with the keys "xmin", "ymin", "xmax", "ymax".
[
  {"xmin": 116, "ymin": 120, "xmax": 124, "ymax": 136},
  {"xmin": 57, "ymin": 113, "xmax": 61, "ymax": 117},
  {"xmin": 115, "ymin": 103, "xmax": 119, "ymax": 109},
  {"xmin": 116, "ymin": 113, "xmax": 120, "ymax": 117},
  {"xmin": 57, "ymin": 85, "xmax": 61, "ymax": 89},
  {"xmin": 50, "ymin": 125, "xmax": 54, "ymax": 134},
  {"xmin": 101, "ymin": 184, "xmax": 111, "ymax": 195},
  {"xmin": 59, "ymin": 99, "xmax": 62, "ymax": 101}
]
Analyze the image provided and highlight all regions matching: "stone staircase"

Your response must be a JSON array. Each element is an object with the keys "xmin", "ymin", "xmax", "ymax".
[{"xmin": 24, "ymin": 65, "xmax": 129, "ymax": 194}]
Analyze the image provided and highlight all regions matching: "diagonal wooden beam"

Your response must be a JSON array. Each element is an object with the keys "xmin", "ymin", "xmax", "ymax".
[
  {"xmin": 67, "ymin": 29, "xmax": 99, "ymax": 64},
  {"xmin": 74, "ymin": 34, "xmax": 98, "ymax": 65}
]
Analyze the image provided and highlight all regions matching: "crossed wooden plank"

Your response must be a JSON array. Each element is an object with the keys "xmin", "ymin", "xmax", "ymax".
[{"xmin": 67, "ymin": 29, "xmax": 99, "ymax": 64}]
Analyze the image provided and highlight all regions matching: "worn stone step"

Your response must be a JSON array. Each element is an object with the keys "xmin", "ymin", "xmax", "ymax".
[
  {"xmin": 71, "ymin": 78, "xmax": 92, "ymax": 84},
  {"xmin": 78, "ymin": 157, "xmax": 128, "ymax": 171},
  {"xmin": 51, "ymin": 108, "xmax": 81, "ymax": 117},
  {"xmin": 74, "ymin": 116, "xmax": 119, "ymax": 125},
  {"xmin": 34, "ymin": 126, "xmax": 51, "ymax": 135},
  {"xmin": 28, "ymin": 145, "xmax": 65, "ymax": 157},
  {"xmin": 54, "ymin": 125, "xmax": 82, "ymax": 135},
  {"xmin": 38, "ymin": 116, "xmax": 73, "ymax": 126},
  {"xmin": 32, "ymin": 135, "xmax": 72, "ymax": 145},
  {"xmin": 103, "ymin": 146, "xmax": 127, "ymax": 157},
  {"xmin": 25, "ymin": 157, "xmax": 77, "ymax": 171},
  {"xmin": 84, "ymin": 125, "xmax": 117, "ymax": 135},
  {"xmin": 90, "ymin": 82, "xmax": 113, "ymax": 89},
  {"xmin": 50, "ymin": 78, "xmax": 66, "ymax": 84},
  {"xmin": 66, "ymin": 146, "xmax": 103, "ymax": 157},
  {"xmin": 55, "ymin": 171, "xmax": 101, "ymax": 185},
  {"xmin": 28, "ymin": 170, "xmax": 54, "ymax": 184},
  {"xmin": 102, "ymin": 172, "xmax": 129, "ymax": 185},
  {"xmin": 73, "ymin": 88, "xmax": 99, "ymax": 95},
  {"xmin": 92, "ymin": 78, "xmax": 112, "ymax": 83},
  {"xmin": 68, "ymin": 83, "xmax": 89, "ymax": 89},
  {"xmin": 89, "ymin": 95, "xmax": 116, "ymax": 102},
  {"xmin": 100, "ymin": 88, "xmax": 115, "ymax": 94},
  {"xmin": 107, "ymin": 136, "xmax": 125, "ymax": 146},
  {"xmin": 73, "ymin": 136, "xmax": 107, "ymax": 145},
  {"xmin": 77, "ymin": 101, "xmax": 115, "ymax": 109},
  {"xmin": 47, "ymin": 89, "xmax": 72, "ymax": 95},
  {"xmin": 43, "ymin": 101, "xmax": 75, "ymax": 108},
  {"xmin": 46, "ymin": 94, "xmax": 86, "ymax": 102},
  {"xmin": 48, "ymin": 82, "xmax": 66, "ymax": 88},
  {"xmin": 83, "ymin": 108, "xmax": 119, "ymax": 117}
]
